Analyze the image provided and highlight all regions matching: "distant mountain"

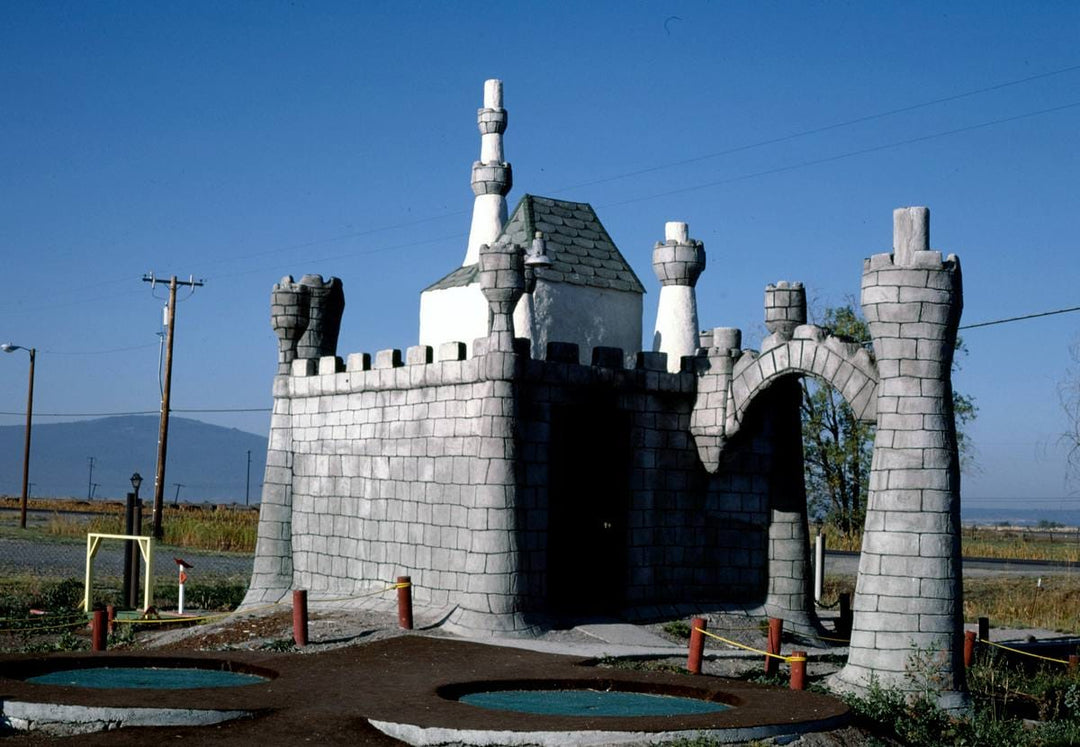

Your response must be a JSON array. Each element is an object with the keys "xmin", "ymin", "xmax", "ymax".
[{"xmin": 0, "ymin": 416, "xmax": 266, "ymax": 503}]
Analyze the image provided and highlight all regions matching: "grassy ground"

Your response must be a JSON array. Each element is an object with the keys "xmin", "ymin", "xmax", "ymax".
[
  {"xmin": 0, "ymin": 496, "xmax": 258, "ymax": 552},
  {"xmin": 823, "ymin": 573, "xmax": 1080, "ymax": 633},
  {"xmin": 815, "ymin": 522, "xmax": 1080, "ymax": 563}
]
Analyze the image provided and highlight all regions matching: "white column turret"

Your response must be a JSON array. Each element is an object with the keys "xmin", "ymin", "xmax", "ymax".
[{"xmin": 652, "ymin": 221, "xmax": 706, "ymax": 372}]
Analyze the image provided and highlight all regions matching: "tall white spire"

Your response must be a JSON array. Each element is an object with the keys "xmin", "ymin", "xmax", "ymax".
[{"xmin": 463, "ymin": 79, "xmax": 512, "ymax": 266}]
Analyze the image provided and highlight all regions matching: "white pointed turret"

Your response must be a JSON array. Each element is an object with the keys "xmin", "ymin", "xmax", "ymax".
[
  {"xmin": 464, "ymin": 79, "xmax": 512, "ymax": 266},
  {"xmin": 652, "ymin": 221, "xmax": 706, "ymax": 372}
]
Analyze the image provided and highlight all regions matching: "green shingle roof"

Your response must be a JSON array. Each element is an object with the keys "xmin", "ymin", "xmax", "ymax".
[{"xmin": 423, "ymin": 195, "xmax": 646, "ymax": 294}]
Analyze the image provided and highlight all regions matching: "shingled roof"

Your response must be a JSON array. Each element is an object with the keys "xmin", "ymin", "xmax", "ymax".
[{"xmin": 423, "ymin": 195, "xmax": 646, "ymax": 293}]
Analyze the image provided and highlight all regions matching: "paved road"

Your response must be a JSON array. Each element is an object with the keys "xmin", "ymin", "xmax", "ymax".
[
  {"xmin": 1, "ymin": 537, "xmax": 1071, "ymax": 586},
  {"xmin": 0, "ymin": 535, "xmax": 253, "ymax": 582},
  {"xmin": 824, "ymin": 550, "xmax": 1079, "ymax": 578}
]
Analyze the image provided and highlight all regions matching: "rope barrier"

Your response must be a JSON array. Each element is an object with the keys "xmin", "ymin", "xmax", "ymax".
[
  {"xmin": 797, "ymin": 632, "xmax": 851, "ymax": 644},
  {"xmin": 0, "ymin": 617, "xmax": 90, "ymax": 634},
  {"xmin": 307, "ymin": 581, "xmax": 409, "ymax": 604},
  {"xmin": 110, "ymin": 582, "xmax": 408, "ymax": 626},
  {"xmin": 978, "ymin": 638, "xmax": 1073, "ymax": 666},
  {"xmin": 694, "ymin": 627, "xmax": 804, "ymax": 663}
]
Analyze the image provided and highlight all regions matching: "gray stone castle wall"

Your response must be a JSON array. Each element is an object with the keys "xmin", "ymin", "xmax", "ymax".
[{"xmin": 246, "ymin": 336, "xmax": 785, "ymax": 634}]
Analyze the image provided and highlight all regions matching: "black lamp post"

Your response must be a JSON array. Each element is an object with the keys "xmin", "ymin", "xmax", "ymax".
[
  {"xmin": 2, "ymin": 343, "xmax": 35, "ymax": 530},
  {"xmin": 123, "ymin": 472, "xmax": 144, "ymax": 608}
]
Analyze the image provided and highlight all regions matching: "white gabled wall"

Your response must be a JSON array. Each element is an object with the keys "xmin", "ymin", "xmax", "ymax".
[{"xmin": 419, "ymin": 284, "xmax": 489, "ymax": 355}]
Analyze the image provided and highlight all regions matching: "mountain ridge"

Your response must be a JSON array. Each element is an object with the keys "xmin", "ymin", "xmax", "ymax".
[{"xmin": 0, "ymin": 416, "xmax": 267, "ymax": 503}]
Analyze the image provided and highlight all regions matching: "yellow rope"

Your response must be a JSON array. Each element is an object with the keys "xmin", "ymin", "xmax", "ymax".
[
  {"xmin": 308, "ymin": 582, "xmax": 407, "ymax": 604},
  {"xmin": 0, "ymin": 617, "xmax": 89, "ymax": 634},
  {"xmin": 978, "ymin": 638, "xmax": 1073, "ymax": 666},
  {"xmin": 694, "ymin": 627, "xmax": 804, "ymax": 663},
  {"xmin": 13, "ymin": 581, "xmax": 411, "ymax": 631},
  {"xmin": 799, "ymin": 632, "xmax": 851, "ymax": 643}
]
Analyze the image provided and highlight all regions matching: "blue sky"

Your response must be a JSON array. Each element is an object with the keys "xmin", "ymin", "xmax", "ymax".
[{"xmin": 1, "ymin": 1, "xmax": 1078, "ymax": 506}]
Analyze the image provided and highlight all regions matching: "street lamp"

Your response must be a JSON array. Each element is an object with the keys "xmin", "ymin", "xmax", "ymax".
[
  {"xmin": 2, "ymin": 343, "xmax": 35, "ymax": 530},
  {"xmin": 130, "ymin": 472, "xmax": 143, "ymax": 497}
]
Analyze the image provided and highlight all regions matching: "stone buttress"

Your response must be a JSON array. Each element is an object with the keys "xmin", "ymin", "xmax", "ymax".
[
  {"xmin": 831, "ymin": 207, "xmax": 967, "ymax": 709},
  {"xmin": 246, "ymin": 274, "xmax": 346, "ymax": 605}
]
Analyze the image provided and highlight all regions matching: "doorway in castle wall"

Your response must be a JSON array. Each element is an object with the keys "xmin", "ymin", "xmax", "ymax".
[{"xmin": 547, "ymin": 402, "xmax": 631, "ymax": 616}]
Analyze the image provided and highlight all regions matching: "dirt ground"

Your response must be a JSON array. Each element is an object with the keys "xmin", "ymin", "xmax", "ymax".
[{"xmin": 0, "ymin": 605, "xmax": 869, "ymax": 746}]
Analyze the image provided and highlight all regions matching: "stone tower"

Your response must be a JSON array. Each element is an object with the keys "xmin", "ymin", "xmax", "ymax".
[
  {"xmin": 760, "ymin": 281, "xmax": 817, "ymax": 633},
  {"xmin": 652, "ymin": 221, "xmax": 706, "ymax": 373},
  {"xmin": 831, "ymin": 207, "xmax": 968, "ymax": 710}
]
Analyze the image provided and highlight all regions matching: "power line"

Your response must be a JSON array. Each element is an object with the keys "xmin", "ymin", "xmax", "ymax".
[
  {"xmin": 0, "ymin": 407, "xmax": 270, "ymax": 418},
  {"xmin": 39, "ymin": 343, "xmax": 159, "ymax": 356},
  {"xmin": 1, "ymin": 302, "xmax": 1077, "ymax": 423},
  {"xmin": 597, "ymin": 100, "xmax": 1080, "ymax": 209},
  {"xmin": 960, "ymin": 305, "xmax": 1080, "ymax": 330},
  {"xmin": 553, "ymin": 62, "xmax": 1080, "ymax": 194}
]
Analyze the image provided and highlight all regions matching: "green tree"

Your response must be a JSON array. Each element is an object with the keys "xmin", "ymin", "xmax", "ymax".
[{"xmin": 801, "ymin": 305, "xmax": 977, "ymax": 536}]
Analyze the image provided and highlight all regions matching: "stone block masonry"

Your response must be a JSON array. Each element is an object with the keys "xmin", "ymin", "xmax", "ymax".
[
  {"xmin": 245, "ymin": 334, "xmax": 780, "ymax": 635},
  {"xmin": 831, "ymin": 206, "xmax": 968, "ymax": 710}
]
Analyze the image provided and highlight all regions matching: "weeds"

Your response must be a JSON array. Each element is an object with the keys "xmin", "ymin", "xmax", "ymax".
[{"xmin": 663, "ymin": 620, "xmax": 691, "ymax": 639}]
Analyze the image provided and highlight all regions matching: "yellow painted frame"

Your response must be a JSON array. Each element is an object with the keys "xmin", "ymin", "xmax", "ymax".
[{"xmin": 83, "ymin": 533, "xmax": 154, "ymax": 612}]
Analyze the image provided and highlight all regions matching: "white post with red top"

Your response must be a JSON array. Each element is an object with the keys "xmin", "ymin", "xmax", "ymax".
[{"xmin": 175, "ymin": 557, "xmax": 193, "ymax": 614}]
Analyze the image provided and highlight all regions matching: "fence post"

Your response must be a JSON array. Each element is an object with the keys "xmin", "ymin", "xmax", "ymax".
[
  {"xmin": 292, "ymin": 589, "xmax": 308, "ymax": 647},
  {"xmin": 106, "ymin": 604, "xmax": 116, "ymax": 635},
  {"xmin": 91, "ymin": 608, "xmax": 107, "ymax": 652},
  {"xmin": 397, "ymin": 576, "xmax": 413, "ymax": 630},
  {"xmin": 1069, "ymin": 655, "xmax": 1078, "ymax": 677},
  {"xmin": 789, "ymin": 651, "xmax": 807, "ymax": 690},
  {"xmin": 813, "ymin": 533, "xmax": 825, "ymax": 604},
  {"xmin": 765, "ymin": 618, "xmax": 783, "ymax": 675},
  {"xmin": 687, "ymin": 617, "xmax": 707, "ymax": 675},
  {"xmin": 978, "ymin": 616, "xmax": 990, "ymax": 647},
  {"xmin": 964, "ymin": 630, "xmax": 976, "ymax": 667}
]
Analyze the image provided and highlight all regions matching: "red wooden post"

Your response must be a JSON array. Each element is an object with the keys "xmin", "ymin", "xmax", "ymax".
[
  {"xmin": 292, "ymin": 589, "xmax": 308, "ymax": 647},
  {"xmin": 91, "ymin": 608, "xmax": 107, "ymax": 652},
  {"xmin": 106, "ymin": 604, "xmax": 116, "ymax": 635},
  {"xmin": 1068, "ymin": 655, "xmax": 1078, "ymax": 677},
  {"xmin": 765, "ymin": 617, "xmax": 783, "ymax": 675},
  {"xmin": 687, "ymin": 617, "xmax": 707, "ymax": 675},
  {"xmin": 397, "ymin": 576, "xmax": 413, "ymax": 630},
  {"xmin": 789, "ymin": 651, "xmax": 807, "ymax": 690},
  {"xmin": 964, "ymin": 630, "xmax": 976, "ymax": 667}
]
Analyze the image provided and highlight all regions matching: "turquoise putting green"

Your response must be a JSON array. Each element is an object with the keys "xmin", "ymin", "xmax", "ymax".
[
  {"xmin": 459, "ymin": 689, "xmax": 732, "ymax": 717},
  {"xmin": 27, "ymin": 667, "xmax": 267, "ymax": 689}
]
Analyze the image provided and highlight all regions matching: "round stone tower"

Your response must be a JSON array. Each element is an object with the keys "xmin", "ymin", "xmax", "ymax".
[{"xmin": 831, "ymin": 206, "xmax": 968, "ymax": 710}]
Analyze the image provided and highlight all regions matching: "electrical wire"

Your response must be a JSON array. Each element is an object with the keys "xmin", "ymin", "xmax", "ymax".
[
  {"xmin": 597, "ymin": 100, "xmax": 1080, "ymax": 209},
  {"xmin": 550, "ymin": 62, "xmax": 1080, "ymax": 194},
  {"xmin": 959, "ymin": 305, "xmax": 1080, "ymax": 330}
]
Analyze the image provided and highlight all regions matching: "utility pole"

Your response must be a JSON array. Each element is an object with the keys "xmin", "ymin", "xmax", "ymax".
[
  {"xmin": 245, "ymin": 450, "xmax": 251, "ymax": 506},
  {"xmin": 86, "ymin": 456, "xmax": 95, "ymax": 500},
  {"xmin": 173, "ymin": 482, "xmax": 184, "ymax": 506},
  {"xmin": 143, "ymin": 273, "xmax": 204, "ymax": 540}
]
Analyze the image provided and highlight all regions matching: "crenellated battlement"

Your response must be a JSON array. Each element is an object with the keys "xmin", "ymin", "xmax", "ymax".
[{"xmin": 282, "ymin": 337, "xmax": 698, "ymax": 397}]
